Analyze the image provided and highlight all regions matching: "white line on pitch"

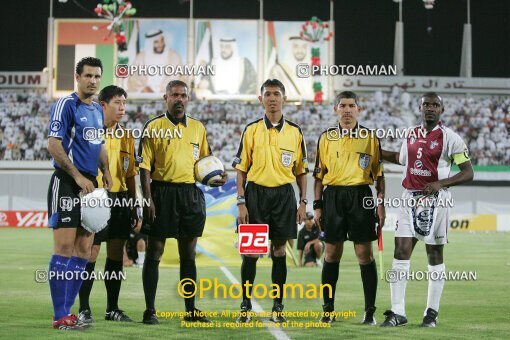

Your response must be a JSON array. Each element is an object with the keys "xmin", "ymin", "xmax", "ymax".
[{"xmin": 220, "ymin": 266, "xmax": 291, "ymax": 340}]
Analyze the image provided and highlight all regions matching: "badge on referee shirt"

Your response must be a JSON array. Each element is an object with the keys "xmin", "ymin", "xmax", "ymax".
[
  {"xmin": 193, "ymin": 144, "xmax": 200, "ymax": 160},
  {"xmin": 359, "ymin": 153, "xmax": 371, "ymax": 169},
  {"xmin": 281, "ymin": 152, "xmax": 292, "ymax": 167}
]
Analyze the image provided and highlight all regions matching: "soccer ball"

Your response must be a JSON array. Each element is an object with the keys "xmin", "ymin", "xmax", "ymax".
[
  {"xmin": 81, "ymin": 188, "xmax": 110, "ymax": 233},
  {"xmin": 194, "ymin": 155, "xmax": 225, "ymax": 186}
]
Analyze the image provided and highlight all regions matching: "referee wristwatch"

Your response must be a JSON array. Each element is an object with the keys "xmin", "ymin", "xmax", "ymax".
[
  {"xmin": 300, "ymin": 199, "xmax": 308, "ymax": 205},
  {"xmin": 237, "ymin": 195, "xmax": 246, "ymax": 206}
]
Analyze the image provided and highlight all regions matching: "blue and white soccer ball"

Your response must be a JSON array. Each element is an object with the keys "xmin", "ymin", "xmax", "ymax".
[{"xmin": 194, "ymin": 155, "xmax": 225, "ymax": 186}]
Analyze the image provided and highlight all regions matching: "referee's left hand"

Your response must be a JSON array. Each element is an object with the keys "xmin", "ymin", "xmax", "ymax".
[
  {"xmin": 314, "ymin": 209, "xmax": 323, "ymax": 231},
  {"xmin": 131, "ymin": 207, "xmax": 142, "ymax": 233},
  {"xmin": 377, "ymin": 204, "xmax": 386, "ymax": 229},
  {"xmin": 210, "ymin": 172, "xmax": 228, "ymax": 187},
  {"xmin": 102, "ymin": 169, "xmax": 113, "ymax": 191},
  {"xmin": 296, "ymin": 203, "xmax": 306, "ymax": 224}
]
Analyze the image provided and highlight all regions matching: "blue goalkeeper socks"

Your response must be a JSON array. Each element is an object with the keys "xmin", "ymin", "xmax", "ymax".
[
  {"xmin": 49, "ymin": 254, "xmax": 70, "ymax": 320},
  {"xmin": 64, "ymin": 256, "xmax": 88, "ymax": 315}
]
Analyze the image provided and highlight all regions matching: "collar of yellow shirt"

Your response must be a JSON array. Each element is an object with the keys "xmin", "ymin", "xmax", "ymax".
[
  {"xmin": 263, "ymin": 114, "xmax": 284, "ymax": 132},
  {"xmin": 166, "ymin": 112, "xmax": 188, "ymax": 127},
  {"xmin": 337, "ymin": 121, "xmax": 360, "ymax": 135}
]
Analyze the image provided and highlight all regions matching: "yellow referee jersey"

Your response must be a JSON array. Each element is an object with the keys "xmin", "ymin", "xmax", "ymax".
[
  {"xmin": 233, "ymin": 115, "xmax": 308, "ymax": 187},
  {"xmin": 138, "ymin": 113, "xmax": 211, "ymax": 183},
  {"xmin": 97, "ymin": 123, "xmax": 137, "ymax": 192},
  {"xmin": 313, "ymin": 123, "xmax": 383, "ymax": 186}
]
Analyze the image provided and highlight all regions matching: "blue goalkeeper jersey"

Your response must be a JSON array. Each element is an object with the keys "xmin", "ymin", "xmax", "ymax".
[{"xmin": 47, "ymin": 92, "xmax": 104, "ymax": 177}]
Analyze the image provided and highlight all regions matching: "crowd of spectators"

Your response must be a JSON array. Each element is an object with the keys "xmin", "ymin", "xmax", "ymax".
[{"xmin": 1, "ymin": 89, "xmax": 508, "ymax": 167}]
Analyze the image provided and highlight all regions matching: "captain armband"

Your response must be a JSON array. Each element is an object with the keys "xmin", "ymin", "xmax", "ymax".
[{"xmin": 453, "ymin": 151, "xmax": 470, "ymax": 165}]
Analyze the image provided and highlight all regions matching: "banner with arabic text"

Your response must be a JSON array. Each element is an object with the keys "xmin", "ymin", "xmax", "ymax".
[{"xmin": 334, "ymin": 76, "xmax": 510, "ymax": 94}]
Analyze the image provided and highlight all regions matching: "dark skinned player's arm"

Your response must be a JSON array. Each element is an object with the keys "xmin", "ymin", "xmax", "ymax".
[
  {"xmin": 140, "ymin": 168, "xmax": 152, "ymax": 201},
  {"xmin": 439, "ymin": 160, "xmax": 474, "ymax": 187},
  {"xmin": 381, "ymin": 149, "xmax": 400, "ymax": 165},
  {"xmin": 140, "ymin": 168, "xmax": 156, "ymax": 222}
]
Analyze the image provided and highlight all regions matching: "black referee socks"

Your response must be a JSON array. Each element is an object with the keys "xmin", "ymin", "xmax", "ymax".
[
  {"xmin": 359, "ymin": 260, "xmax": 378, "ymax": 310},
  {"xmin": 241, "ymin": 256, "xmax": 258, "ymax": 300},
  {"xmin": 322, "ymin": 260, "xmax": 340, "ymax": 308},
  {"xmin": 180, "ymin": 259, "xmax": 197, "ymax": 312},
  {"xmin": 105, "ymin": 258, "xmax": 123, "ymax": 312},
  {"xmin": 78, "ymin": 261, "xmax": 96, "ymax": 312},
  {"xmin": 143, "ymin": 258, "xmax": 160, "ymax": 311},
  {"xmin": 271, "ymin": 255, "xmax": 287, "ymax": 304}
]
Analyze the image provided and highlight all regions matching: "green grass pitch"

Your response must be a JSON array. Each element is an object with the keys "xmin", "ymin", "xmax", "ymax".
[{"xmin": 0, "ymin": 228, "xmax": 509, "ymax": 339}]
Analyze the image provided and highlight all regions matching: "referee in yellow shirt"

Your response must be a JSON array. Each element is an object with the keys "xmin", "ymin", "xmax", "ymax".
[
  {"xmin": 78, "ymin": 85, "xmax": 139, "ymax": 323},
  {"xmin": 233, "ymin": 79, "xmax": 308, "ymax": 323},
  {"xmin": 313, "ymin": 91, "xmax": 385, "ymax": 325},
  {"xmin": 138, "ymin": 80, "xmax": 227, "ymax": 324}
]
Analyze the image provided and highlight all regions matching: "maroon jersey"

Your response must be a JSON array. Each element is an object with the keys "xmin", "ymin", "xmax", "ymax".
[{"xmin": 399, "ymin": 123, "xmax": 469, "ymax": 190}]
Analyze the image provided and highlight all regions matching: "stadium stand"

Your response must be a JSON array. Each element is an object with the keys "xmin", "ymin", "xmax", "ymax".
[{"xmin": 1, "ymin": 89, "xmax": 509, "ymax": 167}]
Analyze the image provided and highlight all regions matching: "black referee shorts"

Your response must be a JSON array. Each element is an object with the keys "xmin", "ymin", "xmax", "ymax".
[
  {"xmin": 245, "ymin": 182, "xmax": 297, "ymax": 240},
  {"xmin": 47, "ymin": 169, "xmax": 98, "ymax": 229},
  {"xmin": 322, "ymin": 184, "xmax": 377, "ymax": 243},
  {"xmin": 141, "ymin": 181, "xmax": 206, "ymax": 239},
  {"xmin": 93, "ymin": 191, "xmax": 132, "ymax": 245}
]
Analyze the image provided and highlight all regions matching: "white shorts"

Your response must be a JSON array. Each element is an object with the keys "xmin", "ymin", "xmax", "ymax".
[{"xmin": 395, "ymin": 189, "xmax": 450, "ymax": 245}]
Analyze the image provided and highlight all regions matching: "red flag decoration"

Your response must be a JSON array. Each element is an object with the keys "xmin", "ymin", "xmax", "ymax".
[
  {"xmin": 94, "ymin": 0, "xmax": 138, "ymax": 54},
  {"xmin": 299, "ymin": 17, "xmax": 333, "ymax": 104}
]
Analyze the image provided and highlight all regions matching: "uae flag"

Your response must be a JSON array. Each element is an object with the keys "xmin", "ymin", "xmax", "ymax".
[
  {"xmin": 195, "ymin": 21, "xmax": 212, "ymax": 65},
  {"xmin": 266, "ymin": 21, "xmax": 278, "ymax": 77},
  {"xmin": 266, "ymin": 21, "xmax": 298, "ymax": 92},
  {"xmin": 55, "ymin": 20, "xmax": 115, "ymax": 93}
]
